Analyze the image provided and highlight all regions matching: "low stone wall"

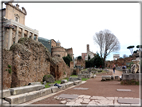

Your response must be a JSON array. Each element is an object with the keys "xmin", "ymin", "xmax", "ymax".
[{"xmin": 122, "ymin": 73, "xmax": 140, "ymax": 81}]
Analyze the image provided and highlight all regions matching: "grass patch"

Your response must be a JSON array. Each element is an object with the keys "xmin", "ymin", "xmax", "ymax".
[
  {"xmin": 70, "ymin": 75, "xmax": 78, "ymax": 78},
  {"xmin": 82, "ymin": 78, "xmax": 89, "ymax": 81},
  {"xmin": 44, "ymin": 80, "xmax": 62, "ymax": 88}
]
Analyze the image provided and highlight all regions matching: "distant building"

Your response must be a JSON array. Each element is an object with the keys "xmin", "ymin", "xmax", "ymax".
[
  {"xmin": 1, "ymin": 2, "xmax": 39, "ymax": 50},
  {"xmin": 82, "ymin": 44, "xmax": 96, "ymax": 60},
  {"xmin": 38, "ymin": 37, "xmax": 74, "ymax": 59}
]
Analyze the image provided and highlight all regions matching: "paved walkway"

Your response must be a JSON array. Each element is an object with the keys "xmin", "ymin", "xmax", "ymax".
[{"xmin": 32, "ymin": 69, "xmax": 140, "ymax": 106}]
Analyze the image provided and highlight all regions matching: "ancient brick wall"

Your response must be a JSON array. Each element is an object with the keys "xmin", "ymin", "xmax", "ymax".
[
  {"xmin": 3, "ymin": 38, "xmax": 51, "ymax": 89},
  {"xmin": 51, "ymin": 47, "xmax": 67, "ymax": 58},
  {"xmin": 51, "ymin": 39, "xmax": 57, "ymax": 48},
  {"xmin": 106, "ymin": 57, "xmax": 134, "ymax": 68},
  {"xmin": 70, "ymin": 61, "xmax": 74, "ymax": 69},
  {"xmin": 76, "ymin": 59, "xmax": 85, "ymax": 68},
  {"xmin": 66, "ymin": 48, "xmax": 73, "ymax": 59},
  {"xmin": 2, "ymin": 50, "xmax": 13, "ymax": 89}
]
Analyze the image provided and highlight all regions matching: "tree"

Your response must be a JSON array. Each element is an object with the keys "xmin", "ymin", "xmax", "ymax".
[
  {"xmin": 63, "ymin": 54, "xmax": 72, "ymax": 67},
  {"xmin": 94, "ymin": 53, "xmax": 103, "ymax": 68},
  {"xmin": 77, "ymin": 56, "xmax": 82, "ymax": 60},
  {"xmin": 88, "ymin": 55, "xmax": 90, "ymax": 60},
  {"xmin": 136, "ymin": 45, "xmax": 142, "ymax": 51},
  {"xmin": 127, "ymin": 45, "xmax": 134, "ymax": 55},
  {"xmin": 93, "ymin": 29, "xmax": 120, "ymax": 67}
]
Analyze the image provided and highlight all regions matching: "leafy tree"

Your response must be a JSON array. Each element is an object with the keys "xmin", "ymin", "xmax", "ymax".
[
  {"xmin": 77, "ymin": 56, "xmax": 82, "ymax": 60},
  {"xmin": 94, "ymin": 53, "xmax": 103, "ymax": 68},
  {"xmin": 127, "ymin": 45, "xmax": 134, "ymax": 55},
  {"xmin": 85, "ymin": 53, "xmax": 103, "ymax": 68},
  {"xmin": 63, "ymin": 54, "xmax": 72, "ymax": 67},
  {"xmin": 88, "ymin": 55, "xmax": 90, "ymax": 61},
  {"xmin": 94, "ymin": 29, "xmax": 120, "ymax": 67}
]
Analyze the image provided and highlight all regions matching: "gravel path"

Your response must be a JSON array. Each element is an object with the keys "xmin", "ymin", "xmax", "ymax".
[{"xmin": 33, "ymin": 69, "xmax": 139, "ymax": 104}]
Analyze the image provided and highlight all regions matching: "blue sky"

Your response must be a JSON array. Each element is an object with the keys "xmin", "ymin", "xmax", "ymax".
[{"xmin": 3, "ymin": 2, "xmax": 140, "ymax": 60}]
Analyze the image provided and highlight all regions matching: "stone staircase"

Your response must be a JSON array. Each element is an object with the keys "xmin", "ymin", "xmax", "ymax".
[{"xmin": 1, "ymin": 80, "xmax": 82, "ymax": 106}]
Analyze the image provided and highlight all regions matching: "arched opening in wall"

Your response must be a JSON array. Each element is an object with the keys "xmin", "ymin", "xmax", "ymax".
[{"xmin": 50, "ymin": 65, "xmax": 56, "ymax": 79}]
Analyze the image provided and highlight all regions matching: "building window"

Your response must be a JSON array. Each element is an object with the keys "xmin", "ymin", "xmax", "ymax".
[{"xmin": 15, "ymin": 17, "xmax": 18, "ymax": 22}]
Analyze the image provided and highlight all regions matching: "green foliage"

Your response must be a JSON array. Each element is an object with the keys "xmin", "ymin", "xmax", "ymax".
[
  {"xmin": 45, "ymin": 80, "xmax": 62, "ymax": 88},
  {"xmin": 8, "ymin": 65, "xmax": 11, "ymax": 68},
  {"xmin": 8, "ymin": 69, "xmax": 12, "ymax": 74},
  {"xmin": 77, "ymin": 56, "xmax": 82, "ymax": 60},
  {"xmin": 88, "ymin": 55, "xmax": 90, "ymax": 60},
  {"xmin": 136, "ymin": 45, "xmax": 142, "ymax": 48},
  {"xmin": 82, "ymin": 78, "xmax": 89, "ymax": 81},
  {"xmin": 63, "ymin": 54, "xmax": 72, "ymax": 67},
  {"xmin": 85, "ymin": 53, "xmax": 103, "ymax": 68},
  {"xmin": 64, "ymin": 72, "xmax": 66, "ymax": 75},
  {"xmin": 127, "ymin": 61, "xmax": 134, "ymax": 69},
  {"xmin": 127, "ymin": 46, "xmax": 134, "ymax": 49}
]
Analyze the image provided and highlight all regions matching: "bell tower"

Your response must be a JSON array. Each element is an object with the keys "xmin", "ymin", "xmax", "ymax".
[{"xmin": 87, "ymin": 44, "xmax": 90, "ymax": 52}]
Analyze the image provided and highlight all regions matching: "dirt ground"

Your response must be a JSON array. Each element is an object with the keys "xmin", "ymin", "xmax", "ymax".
[{"xmin": 33, "ymin": 69, "xmax": 140, "ymax": 104}]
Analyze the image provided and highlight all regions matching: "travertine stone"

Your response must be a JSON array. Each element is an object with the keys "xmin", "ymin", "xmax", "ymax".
[
  {"xmin": 60, "ymin": 100, "xmax": 66, "ymax": 104},
  {"xmin": 0, "ymin": 90, "xmax": 11, "ymax": 98},
  {"xmin": 83, "ymin": 95, "xmax": 91, "ymax": 99}
]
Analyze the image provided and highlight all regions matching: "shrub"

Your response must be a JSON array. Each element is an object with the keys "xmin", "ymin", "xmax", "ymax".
[
  {"xmin": 8, "ymin": 69, "xmax": 12, "ymax": 74},
  {"xmin": 8, "ymin": 65, "xmax": 11, "ymax": 68}
]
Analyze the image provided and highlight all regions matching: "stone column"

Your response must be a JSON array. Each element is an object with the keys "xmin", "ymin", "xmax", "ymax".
[
  {"xmin": 32, "ymin": 33, "xmax": 34, "ymax": 40},
  {"xmin": 21, "ymin": 28, "xmax": 24, "ymax": 38},
  {"xmin": 36, "ymin": 35, "xmax": 38, "ymax": 41},
  {"xmin": 3, "ymin": 28, "xmax": 8, "ymax": 49},
  {"xmin": 15, "ymin": 26, "xmax": 19, "ymax": 43},
  {"xmin": 8, "ymin": 28, "xmax": 12, "ymax": 50}
]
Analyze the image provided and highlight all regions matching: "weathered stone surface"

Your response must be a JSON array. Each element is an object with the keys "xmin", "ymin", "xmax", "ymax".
[
  {"xmin": 58, "ymin": 94, "xmax": 78, "ymax": 99},
  {"xmin": 115, "ymin": 76, "xmax": 120, "ymax": 80},
  {"xmin": 9, "ymin": 85, "xmax": 45, "ymax": 95},
  {"xmin": 3, "ymin": 38, "xmax": 73, "ymax": 89},
  {"xmin": 28, "ymin": 82, "xmax": 42, "ymax": 85},
  {"xmin": 61, "ymin": 79, "xmax": 67, "ymax": 84},
  {"xmin": 65, "ymin": 82, "xmax": 74, "ymax": 88},
  {"xmin": 39, "ymin": 88, "xmax": 52, "ymax": 97},
  {"xmin": 0, "ymin": 89, "xmax": 11, "ymax": 98},
  {"xmin": 117, "ymin": 89, "xmax": 131, "ymax": 92},
  {"xmin": 50, "ymin": 86, "xmax": 60, "ymax": 93},
  {"xmin": 43, "ymin": 74, "xmax": 55, "ymax": 83},
  {"xmin": 102, "ymin": 75, "xmax": 111, "ymax": 80},
  {"xmin": 73, "ymin": 80, "xmax": 82, "ymax": 85},
  {"xmin": 118, "ymin": 98, "xmax": 140, "ymax": 104}
]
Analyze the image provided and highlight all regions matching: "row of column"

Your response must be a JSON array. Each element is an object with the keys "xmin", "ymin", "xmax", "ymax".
[{"xmin": 4, "ymin": 26, "xmax": 38, "ymax": 50}]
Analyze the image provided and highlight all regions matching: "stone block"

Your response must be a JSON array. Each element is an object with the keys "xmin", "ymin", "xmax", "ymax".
[
  {"xmin": 28, "ymin": 82, "xmax": 42, "ymax": 85},
  {"xmin": 50, "ymin": 86, "xmax": 60, "ymax": 93},
  {"xmin": 102, "ymin": 75, "xmax": 111, "ymax": 80},
  {"xmin": 59, "ymin": 84, "xmax": 66, "ymax": 90},
  {"xmin": 73, "ymin": 80, "xmax": 82, "ymax": 85},
  {"xmin": 39, "ymin": 88, "xmax": 52, "ymax": 97},
  {"xmin": 115, "ymin": 76, "xmax": 120, "ymax": 80},
  {"xmin": 65, "ymin": 82, "xmax": 74, "ymax": 88},
  {"xmin": 61, "ymin": 79, "xmax": 67, "ymax": 84},
  {"xmin": 0, "ymin": 89, "xmax": 11, "ymax": 98},
  {"xmin": 9, "ymin": 85, "xmax": 45, "ymax": 95},
  {"xmin": 122, "ymin": 73, "xmax": 130, "ymax": 80}
]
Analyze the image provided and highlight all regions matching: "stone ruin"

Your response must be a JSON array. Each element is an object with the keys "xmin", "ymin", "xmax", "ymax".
[
  {"xmin": 122, "ymin": 61, "xmax": 140, "ymax": 81},
  {"xmin": 78, "ymin": 68, "xmax": 94, "ymax": 78},
  {"xmin": 2, "ymin": 38, "xmax": 73, "ymax": 89}
]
